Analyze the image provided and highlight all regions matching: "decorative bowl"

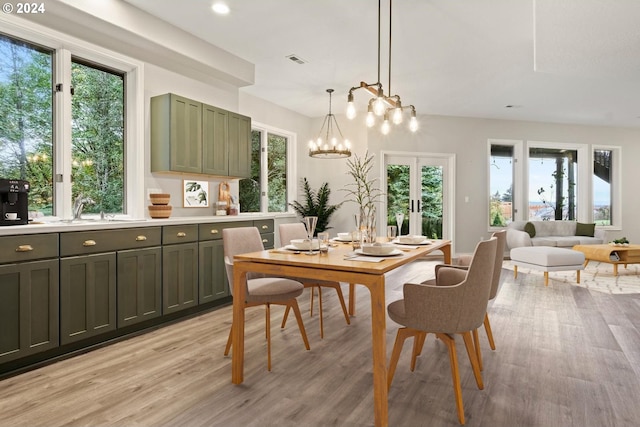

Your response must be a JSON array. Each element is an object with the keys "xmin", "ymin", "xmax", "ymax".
[
  {"xmin": 149, "ymin": 193, "xmax": 171, "ymax": 205},
  {"xmin": 290, "ymin": 239, "xmax": 320, "ymax": 250},
  {"xmin": 397, "ymin": 235, "xmax": 426, "ymax": 244},
  {"xmin": 361, "ymin": 242, "xmax": 395, "ymax": 255},
  {"xmin": 148, "ymin": 205, "xmax": 172, "ymax": 218},
  {"xmin": 337, "ymin": 232, "xmax": 352, "ymax": 240}
]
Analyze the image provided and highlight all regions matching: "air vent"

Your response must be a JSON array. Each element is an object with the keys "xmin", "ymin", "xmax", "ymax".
[{"xmin": 286, "ymin": 54, "xmax": 307, "ymax": 65}]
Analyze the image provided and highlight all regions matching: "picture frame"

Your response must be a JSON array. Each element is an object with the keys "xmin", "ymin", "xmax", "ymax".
[{"xmin": 183, "ymin": 180, "xmax": 209, "ymax": 207}]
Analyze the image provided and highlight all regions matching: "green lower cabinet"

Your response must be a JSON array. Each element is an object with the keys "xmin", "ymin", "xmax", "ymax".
[
  {"xmin": 117, "ymin": 247, "xmax": 162, "ymax": 327},
  {"xmin": 60, "ymin": 253, "xmax": 117, "ymax": 345},
  {"xmin": 198, "ymin": 239, "xmax": 227, "ymax": 303},
  {"xmin": 162, "ymin": 242, "xmax": 198, "ymax": 314},
  {"xmin": 0, "ymin": 259, "xmax": 59, "ymax": 364}
]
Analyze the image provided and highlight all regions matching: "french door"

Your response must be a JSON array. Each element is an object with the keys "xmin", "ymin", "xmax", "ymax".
[{"xmin": 384, "ymin": 153, "xmax": 454, "ymax": 240}]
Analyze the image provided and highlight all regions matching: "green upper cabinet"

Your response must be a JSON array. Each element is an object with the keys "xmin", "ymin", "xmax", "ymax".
[{"xmin": 151, "ymin": 93, "xmax": 251, "ymax": 178}]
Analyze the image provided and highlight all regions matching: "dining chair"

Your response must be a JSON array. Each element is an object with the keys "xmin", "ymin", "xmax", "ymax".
[
  {"xmin": 386, "ymin": 237, "xmax": 497, "ymax": 425},
  {"xmin": 223, "ymin": 226, "xmax": 310, "ymax": 371},
  {"xmin": 278, "ymin": 223, "xmax": 350, "ymax": 338}
]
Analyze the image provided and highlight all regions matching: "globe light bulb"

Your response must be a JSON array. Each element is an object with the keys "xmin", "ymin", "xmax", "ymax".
[
  {"xmin": 366, "ymin": 111, "xmax": 375, "ymax": 127},
  {"xmin": 346, "ymin": 101, "xmax": 356, "ymax": 120},
  {"xmin": 373, "ymin": 97, "xmax": 385, "ymax": 116},
  {"xmin": 409, "ymin": 115, "xmax": 418, "ymax": 132},
  {"xmin": 392, "ymin": 107, "xmax": 403, "ymax": 125},
  {"xmin": 381, "ymin": 115, "xmax": 390, "ymax": 135}
]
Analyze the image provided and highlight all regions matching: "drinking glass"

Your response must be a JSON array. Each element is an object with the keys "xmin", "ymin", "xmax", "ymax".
[
  {"xmin": 387, "ymin": 225, "xmax": 397, "ymax": 241},
  {"xmin": 317, "ymin": 232, "xmax": 329, "ymax": 253},
  {"xmin": 351, "ymin": 230, "xmax": 361, "ymax": 250},
  {"xmin": 303, "ymin": 216, "xmax": 318, "ymax": 255},
  {"xmin": 395, "ymin": 213, "xmax": 404, "ymax": 236}
]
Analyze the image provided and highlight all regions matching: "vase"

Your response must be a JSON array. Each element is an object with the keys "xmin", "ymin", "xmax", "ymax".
[{"xmin": 358, "ymin": 205, "xmax": 377, "ymax": 244}]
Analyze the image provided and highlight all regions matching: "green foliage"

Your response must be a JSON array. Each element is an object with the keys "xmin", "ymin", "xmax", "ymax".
[{"xmin": 289, "ymin": 177, "xmax": 342, "ymax": 233}]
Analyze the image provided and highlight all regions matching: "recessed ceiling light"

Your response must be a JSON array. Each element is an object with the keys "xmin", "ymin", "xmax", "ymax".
[{"xmin": 211, "ymin": 2, "xmax": 230, "ymax": 15}]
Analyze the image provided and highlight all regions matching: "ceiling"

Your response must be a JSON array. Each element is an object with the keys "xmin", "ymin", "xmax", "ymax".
[{"xmin": 123, "ymin": 0, "xmax": 640, "ymax": 128}]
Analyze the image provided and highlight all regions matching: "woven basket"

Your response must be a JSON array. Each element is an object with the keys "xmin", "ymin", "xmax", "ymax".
[
  {"xmin": 148, "ymin": 205, "xmax": 172, "ymax": 218},
  {"xmin": 149, "ymin": 193, "xmax": 171, "ymax": 205}
]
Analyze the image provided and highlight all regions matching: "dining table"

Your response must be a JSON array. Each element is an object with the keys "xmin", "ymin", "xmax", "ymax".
[{"xmin": 231, "ymin": 239, "xmax": 452, "ymax": 427}]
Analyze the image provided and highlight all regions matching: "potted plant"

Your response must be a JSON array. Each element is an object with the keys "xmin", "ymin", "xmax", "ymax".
[
  {"xmin": 342, "ymin": 151, "xmax": 383, "ymax": 240},
  {"xmin": 289, "ymin": 177, "xmax": 342, "ymax": 233}
]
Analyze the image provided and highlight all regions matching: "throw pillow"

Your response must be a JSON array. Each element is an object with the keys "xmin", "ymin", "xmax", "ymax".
[
  {"xmin": 524, "ymin": 221, "xmax": 536, "ymax": 238},
  {"xmin": 576, "ymin": 222, "xmax": 595, "ymax": 237}
]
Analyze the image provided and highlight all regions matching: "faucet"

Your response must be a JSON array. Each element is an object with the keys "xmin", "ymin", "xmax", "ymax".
[{"xmin": 73, "ymin": 194, "xmax": 95, "ymax": 220}]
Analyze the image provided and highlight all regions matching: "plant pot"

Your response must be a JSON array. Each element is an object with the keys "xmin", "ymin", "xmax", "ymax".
[
  {"xmin": 148, "ymin": 204, "xmax": 172, "ymax": 218},
  {"xmin": 149, "ymin": 193, "xmax": 170, "ymax": 205}
]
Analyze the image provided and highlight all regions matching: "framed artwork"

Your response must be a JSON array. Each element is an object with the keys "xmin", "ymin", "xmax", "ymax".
[{"xmin": 183, "ymin": 180, "xmax": 209, "ymax": 207}]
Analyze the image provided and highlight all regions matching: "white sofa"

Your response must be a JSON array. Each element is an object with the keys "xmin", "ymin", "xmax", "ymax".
[{"xmin": 506, "ymin": 220, "xmax": 606, "ymax": 250}]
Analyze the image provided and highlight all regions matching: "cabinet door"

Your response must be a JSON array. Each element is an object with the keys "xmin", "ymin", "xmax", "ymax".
[
  {"xmin": 228, "ymin": 112, "xmax": 251, "ymax": 178},
  {"xmin": 0, "ymin": 260, "xmax": 59, "ymax": 364},
  {"xmin": 162, "ymin": 242, "xmax": 198, "ymax": 314},
  {"xmin": 198, "ymin": 240, "xmax": 227, "ymax": 303},
  {"xmin": 202, "ymin": 103, "xmax": 229, "ymax": 176},
  {"xmin": 170, "ymin": 94, "xmax": 202, "ymax": 173},
  {"xmin": 60, "ymin": 253, "xmax": 117, "ymax": 345},
  {"xmin": 117, "ymin": 247, "xmax": 162, "ymax": 327}
]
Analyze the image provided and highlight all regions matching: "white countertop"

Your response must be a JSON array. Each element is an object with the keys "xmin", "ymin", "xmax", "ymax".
[{"xmin": 0, "ymin": 213, "xmax": 281, "ymax": 236}]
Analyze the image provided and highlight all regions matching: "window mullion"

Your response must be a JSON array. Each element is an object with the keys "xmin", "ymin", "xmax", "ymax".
[{"xmin": 54, "ymin": 48, "xmax": 72, "ymax": 219}]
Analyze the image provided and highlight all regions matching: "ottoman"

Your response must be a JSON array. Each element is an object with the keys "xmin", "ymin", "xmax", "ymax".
[{"xmin": 510, "ymin": 246, "xmax": 585, "ymax": 286}]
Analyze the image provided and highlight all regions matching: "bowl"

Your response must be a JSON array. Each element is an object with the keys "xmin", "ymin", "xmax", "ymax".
[
  {"xmin": 361, "ymin": 242, "xmax": 395, "ymax": 255},
  {"xmin": 397, "ymin": 235, "xmax": 426, "ymax": 244},
  {"xmin": 149, "ymin": 193, "xmax": 171, "ymax": 205},
  {"xmin": 337, "ymin": 232, "xmax": 352, "ymax": 240},
  {"xmin": 290, "ymin": 239, "xmax": 320, "ymax": 250},
  {"xmin": 148, "ymin": 205, "xmax": 172, "ymax": 218}
]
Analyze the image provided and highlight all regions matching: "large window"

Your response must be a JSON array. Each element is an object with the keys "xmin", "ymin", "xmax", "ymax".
[
  {"xmin": 489, "ymin": 140, "xmax": 620, "ymax": 228},
  {"xmin": 239, "ymin": 124, "xmax": 295, "ymax": 213},
  {"xmin": 0, "ymin": 19, "xmax": 143, "ymax": 219}
]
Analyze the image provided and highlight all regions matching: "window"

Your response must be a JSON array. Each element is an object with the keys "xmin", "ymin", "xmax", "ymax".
[
  {"xmin": 489, "ymin": 144, "xmax": 515, "ymax": 226},
  {"xmin": 239, "ymin": 123, "xmax": 295, "ymax": 213},
  {"xmin": 528, "ymin": 147, "xmax": 577, "ymax": 221},
  {"xmin": 0, "ymin": 21, "xmax": 143, "ymax": 219},
  {"xmin": 593, "ymin": 147, "xmax": 621, "ymax": 227}
]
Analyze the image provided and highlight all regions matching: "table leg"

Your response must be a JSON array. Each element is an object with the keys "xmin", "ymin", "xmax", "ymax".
[
  {"xmin": 366, "ymin": 277, "xmax": 389, "ymax": 427},
  {"xmin": 614, "ymin": 264, "xmax": 618, "ymax": 276},
  {"xmin": 232, "ymin": 264, "xmax": 248, "ymax": 384},
  {"xmin": 348, "ymin": 283, "xmax": 356, "ymax": 316},
  {"xmin": 441, "ymin": 242, "xmax": 452, "ymax": 264}
]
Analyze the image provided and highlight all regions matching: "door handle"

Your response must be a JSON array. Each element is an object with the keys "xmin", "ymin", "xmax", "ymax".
[
  {"xmin": 417, "ymin": 199, "xmax": 421, "ymax": 213},
  {"xmin": 410, "ymin": 199, "xmax": 414, "ymax": 213}
]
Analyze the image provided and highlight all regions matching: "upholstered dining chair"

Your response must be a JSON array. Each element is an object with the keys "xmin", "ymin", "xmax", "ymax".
[
  {"xmin": 223, "ymin": 226, "xmax": 310, "ymax": 371},
  {"xmin": 278, "ymin": 223, "xmax": 350, "ymax": 338},
  {"xmin": 386, "ymin": 237, "xmax": 497, "ymax": 425}
]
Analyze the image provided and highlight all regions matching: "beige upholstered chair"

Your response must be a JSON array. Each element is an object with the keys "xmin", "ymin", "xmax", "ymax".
[
  {"xmin": 387, "ymin": 237, "xmax": 497, "ymax": 425},
  {"xmin": 443, "ymin": 230, "xmax": 506, "ymax": 370},
  {"xmin": 278, "ymin": 223, "xmax": 350, "ymax": 338},
  {"xmin": 223, "ymin": 227, "xmax": 310, "ymax": 371}
]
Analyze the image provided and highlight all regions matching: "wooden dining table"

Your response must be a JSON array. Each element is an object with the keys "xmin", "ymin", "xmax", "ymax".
[{"xmin": 231, "ymin": 239, "xmax": 452, "ymax": 427}]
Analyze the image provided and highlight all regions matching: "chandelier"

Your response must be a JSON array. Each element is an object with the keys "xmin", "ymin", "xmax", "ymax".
[
  {"xmin": 345, "ymin": 0, "xmax": 418, "ymax": 135},
  {"xmin": 308, "ymin": 89, "xmax": 352, "ymax": 159}
]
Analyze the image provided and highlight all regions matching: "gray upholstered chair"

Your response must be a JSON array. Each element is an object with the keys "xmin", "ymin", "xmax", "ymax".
[
  {"xmin": 436, "ymin": 230, "xmax": 506, "ymax": 370},
  {"xmin": 278, "ymin": 223, "xmax": 350, "ymax": 338},
  {"xmin": 223, "ymin": 227, "xmax": 310, "ymax": 371},
  {"xmin": 386, "ymin": 237, "xmax": 497, "ymax": 425}
]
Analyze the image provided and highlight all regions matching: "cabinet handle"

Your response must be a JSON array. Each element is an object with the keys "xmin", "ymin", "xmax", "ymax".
[
  {"xmin": 136, "ymin": 235, "xmax": 147, "ymax": 241},
  {"xmin": 15, "ymin": 245, "xmax": 34, "ymax": 252},
  {"xmin": 177, "ymin": 232, "xmax": 186, "ymax": 237},
  {"xmin": 261, "ymin": 225, "xmax": 268, "ymax": 230},
  {"xmin": 210, "ymin": 229, "xmax": 219, "ymax": 234},
  {"xmin": 262, "ymin": 239, "xmax": 268, "ymax": 243},
  {"xmin": 83, "ymin": 240, "xmax": 96, "ymax": 247}
]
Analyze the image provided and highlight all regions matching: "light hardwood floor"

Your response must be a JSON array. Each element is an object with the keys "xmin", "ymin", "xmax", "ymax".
[{"xmin": 1, "ymin": 259, "xmax": 640, "ymax": 427}]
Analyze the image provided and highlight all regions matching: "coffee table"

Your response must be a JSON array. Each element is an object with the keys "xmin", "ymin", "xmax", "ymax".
[{"xmin": 572, "ymin": 244, "xmax": 640, "ymax": 276}]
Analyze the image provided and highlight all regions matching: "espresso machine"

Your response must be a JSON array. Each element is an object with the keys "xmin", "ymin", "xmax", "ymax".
[{"xmin": 0, "ymin": 179, "xmax": 29, "ymax": 226}]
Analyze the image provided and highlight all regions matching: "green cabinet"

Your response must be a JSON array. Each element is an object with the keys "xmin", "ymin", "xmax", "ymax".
[
  {"xmin": 162, "ymin": 225, "xmax": 199, "ymax": 314},
  {"xmin": 59, "ymin": 228, "xmax": 162, "ymax": 344},
  {"xmin": 117, "ymin": 247, "xmax": 162, "ymax": 327},
  {"xmin": 0, "ymin": 233, "xmax": 59, "ymax": 364},
  {"xmin": 151, "ymin": 93, "xmax": 251, "ymax": 178}
]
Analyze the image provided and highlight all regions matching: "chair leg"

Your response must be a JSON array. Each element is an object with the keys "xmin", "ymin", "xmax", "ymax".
[
  {"xmin": 437, "ymin": 333, "xmax": 465, "ymax": 425},
  {"xmin": 484, "ymin": 312, "xmax": 496, "ymax": 350},
  {"xmin": 330, "ymin": 283, "xmax": 351, "ymax": 325},
  {"xmin": 224, "ymin": 324, "xmax": 233, "ymax": 356},
  {"xmin": 266, "ymin": 303, "xmax": 272, "ymax": 371},
  {"xmin": 462, "ymin": 331, "xmax": 483, "ymax": 390},
  {"xmin": 288, "ymin": 299, "xmax": 311, "ymax": 350},
  {"xmin": 472, "ymin": 328, "xmax": 483, "ymax": 372},
  {"xmin": 410, "ymin": 332, "xmax": 428, "ymax": 371},
  {"xmin": 317, "ymin": 286, "xmax": 324, "ymax": 339},
  {"xmin": 309, "ymin": 286, "xmax": 315, "ymax": 317},
  {"xmin": 281, "ymin": 305, "xmax": 291, "ymax": 329},
  {"xmin": 388, "ymin": 327, "xmax": 418, "ymax": 390}
]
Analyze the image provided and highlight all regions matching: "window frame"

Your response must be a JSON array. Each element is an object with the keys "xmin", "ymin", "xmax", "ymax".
[
  {"xmin": 250, "ymin": 121, "xmax": 297, "ymax": 214},
  {"xmin": 487, "ymin": 139, "xmax": 523, "ymax": 231},
  {"xmin": 1, "ymin": 14, "xmax": 145, "ymax": 219},
  {"xmin": 592, "ymin": 145, "xmax": 622, "ymax": 229}
]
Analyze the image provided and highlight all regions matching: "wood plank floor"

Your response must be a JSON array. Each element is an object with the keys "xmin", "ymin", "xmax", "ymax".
[{"xmin": 1, "ymin": 259, "xmax": 640, "ymax": 426}]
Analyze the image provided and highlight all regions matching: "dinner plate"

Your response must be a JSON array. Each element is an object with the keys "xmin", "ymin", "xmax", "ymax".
[
  {"xmin": 284, "ymin": 244, "xmax": 325, "ymax": 251},
  {"xmin": 332, "ymin": 237, "xmax": 353, "ymax": 242},
  {"xmin": 393, "ymin": 238, "xmax": 432, "ymax": 245},
  {"xmin": 354, "ymin": 248, "xmax": 404, "ymax": 257}
]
